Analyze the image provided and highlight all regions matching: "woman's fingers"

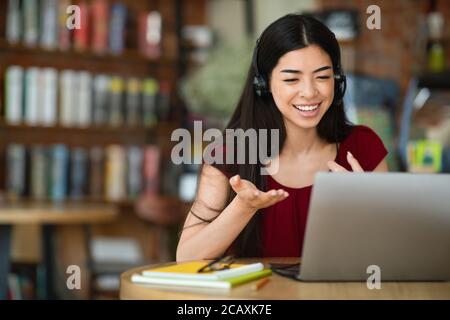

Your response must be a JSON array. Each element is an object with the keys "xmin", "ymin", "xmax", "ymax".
[
  {"xmin": 346, "ymin": 151, "xmax": 364, "ymax": 172},
  {"xmin": 253, "ymin": 189, "xmax": 289, "ymax": 208},
  {"xmin": 269, "ymin": 189, "xmax": 290, "ymax": 206},
  {"xmin": 239, "ymin": 185, "xmax": 288, "ymax": 209},
  {"xmin": 327, "ymin": 160, "xmax": 347, "ymax": 172},
  {"xmin": 230, "ymin": 175, "xmax": 289, "ymax": 210},
  {"xmin": 230, "ymin": 175, "xmax": 259, "ymax": 200},
  {"xmin": 327, "ymin": 152, "xmax": 364, "ymax": 173},
  {"xmin": 229, "ymin": 175, "xmax": 245, "ymax": 193}
]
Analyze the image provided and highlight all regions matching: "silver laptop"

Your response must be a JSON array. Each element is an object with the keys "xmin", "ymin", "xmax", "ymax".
[{"xmin": 298, "ymin": 172, "xmax": 450, "ymax": 281}]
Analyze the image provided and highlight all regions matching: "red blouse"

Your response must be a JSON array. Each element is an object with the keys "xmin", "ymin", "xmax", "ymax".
[{"xmin": 261, "ymin": 125, "xmax": 388, "ymax": 257}]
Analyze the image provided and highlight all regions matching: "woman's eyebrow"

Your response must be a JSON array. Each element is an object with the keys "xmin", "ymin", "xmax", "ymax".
[{"xmin": 280, "ymin": 66, "xmax": 332, "ymax": 74}]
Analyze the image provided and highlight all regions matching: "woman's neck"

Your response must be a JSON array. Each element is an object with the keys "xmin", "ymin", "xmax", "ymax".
[{"xmin": 282, "ymin": 121, "xmax": 326, "ymax": 159}]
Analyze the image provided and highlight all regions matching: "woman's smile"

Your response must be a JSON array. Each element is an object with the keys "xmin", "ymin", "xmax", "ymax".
[{"xmin": 292, "ymin": 102, "xmax": 322, "ymax": 117}]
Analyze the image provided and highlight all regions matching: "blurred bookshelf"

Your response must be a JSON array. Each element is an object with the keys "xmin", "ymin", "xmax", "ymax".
[
  {"xmin": 0, "ymin": 0, "xmax": 183, "ymax": 203},
  {"xmin": 0, "ymin": 0, "xmax": 207, "ymax": 299}
]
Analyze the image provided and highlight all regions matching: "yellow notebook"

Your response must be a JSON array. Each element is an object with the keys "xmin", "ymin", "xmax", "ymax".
[
  {"xmin": 141, "ymin": 261, "xmax": 265, "ymax": 281},
  {"xmin": 132, "ymin": 261, "xmax": 271, "ymax": 290}
]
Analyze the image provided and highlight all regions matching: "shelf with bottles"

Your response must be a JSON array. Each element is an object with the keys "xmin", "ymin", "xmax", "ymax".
[
  {"xmin": 3, "ymin": 142, "xmax": 165, "ymax": 205},
  {"xmin": 1, "ymin": 0, "xmax": 173, "ymax": 62},
  {"xmin": 2, "ymin": 65, "xmax": 175, "ymax": 133}
]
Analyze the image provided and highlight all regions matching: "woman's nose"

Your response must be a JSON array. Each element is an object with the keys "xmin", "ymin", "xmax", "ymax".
[{"xmin": 298, "ymin": 79, "xmax": 318, "ymax": 99}]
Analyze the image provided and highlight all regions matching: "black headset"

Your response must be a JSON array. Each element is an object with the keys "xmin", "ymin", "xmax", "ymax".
[
  {"xmin": 252, "ymin": 38, "xmax": 268, "ymax": 97},
  {"xmin": 252, "ymin": 37, "xmax": 347, "ymax": 103}
]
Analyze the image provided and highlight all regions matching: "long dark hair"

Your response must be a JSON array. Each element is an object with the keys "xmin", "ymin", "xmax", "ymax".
[{"xmin": 208, "ymin": 14, "xmax": 353, "ymax": 257}]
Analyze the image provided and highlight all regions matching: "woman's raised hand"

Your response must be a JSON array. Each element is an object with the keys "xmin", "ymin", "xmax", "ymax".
[
  {"xmin": 327, "ymin": 151, "xmax": 364, "ymax": 172},
  {"xmin": 229, "ymin": 175, "xmax": 289, "ymax": 211}
]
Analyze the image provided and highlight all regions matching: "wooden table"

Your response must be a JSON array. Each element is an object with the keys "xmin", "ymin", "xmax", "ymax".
[
  {"xmin": 120, "ymin": 258, "xmax": 450, "ymax": 300},
  {"xmin": 0, "ymin": 202, "xmax": 118, "ymax": 300}
]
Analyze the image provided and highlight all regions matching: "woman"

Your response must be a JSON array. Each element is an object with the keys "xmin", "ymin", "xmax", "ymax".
[{"xmin": 176, "ymin": 14, "xmax": 388, "ymax": 261}]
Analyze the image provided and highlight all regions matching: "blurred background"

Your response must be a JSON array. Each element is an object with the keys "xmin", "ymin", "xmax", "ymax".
[{"xmin": 0, "ymin": 0, "xmax": 448, "ymax": 299}]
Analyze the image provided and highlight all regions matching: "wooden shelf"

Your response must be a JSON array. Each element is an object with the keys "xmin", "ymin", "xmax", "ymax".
[
  {"xmin": 0, "ymin": 40, "xmax": 176, "ymax": 67},
  {"xmin": 0, "ymin": 121, "xmax": 171, "ymax": 134},
  {"xmin": 0, "ymin": 196, "xmax": 188, "ymax": 218},
  {"xmin": 0, "ymin": 122, "xmax": 179, "ymax": 146},
  {"xmin": 0, "ymin": 41, "xmax": 179, "ymax": 78},
  {"xmin": 0, "ymin": 201, "xmax": 118, "ymax": 225},
  {"xmin": 1, "ymin": 197, "xmax": 138, "ymax": 208}
]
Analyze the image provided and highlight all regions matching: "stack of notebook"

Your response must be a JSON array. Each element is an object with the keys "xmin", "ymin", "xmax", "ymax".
[{"xmin": 131, "ymin": 262, "xmax": 272, "ymax": 290}]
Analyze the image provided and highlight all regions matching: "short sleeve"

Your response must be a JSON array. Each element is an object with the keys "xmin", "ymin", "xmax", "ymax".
[{"xmin": 345, "ymin": 125, "xmax": 388, "ymax": 171}]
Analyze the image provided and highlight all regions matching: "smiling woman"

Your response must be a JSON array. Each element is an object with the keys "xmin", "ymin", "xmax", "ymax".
[
  {"xmin": 176, "ymin": 14, "xmax": 388, "ymax": 261},
  {"xmin": 270, "ymin": 46, "xmax": 336, "ymax": 129}
]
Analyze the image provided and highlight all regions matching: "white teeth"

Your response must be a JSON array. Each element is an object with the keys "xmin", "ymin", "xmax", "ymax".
[{"xmin": 294, "ymin": 104, "xmax": 319, "ymax": 111}]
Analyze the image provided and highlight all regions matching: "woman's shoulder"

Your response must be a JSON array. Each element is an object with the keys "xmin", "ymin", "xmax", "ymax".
[
  {"xmin": 203, "ymin": 143, "xmax": 236, "ymax": 179},
  {"xmin": 347, "ymin": 124, "xmax": 379, "ymax": 138},
  {"xmin": 343, "ymin": 125, "xmax": 384, "ymax": 145},
  {"xmin": 341, "ymin": 125, "xmax": 388, "ymax": 171}
]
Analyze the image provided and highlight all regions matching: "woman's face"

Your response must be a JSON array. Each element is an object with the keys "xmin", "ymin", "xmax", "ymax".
[{"xmin": 269, "ymin": 45, "xmax": 335, "ymax": 130}]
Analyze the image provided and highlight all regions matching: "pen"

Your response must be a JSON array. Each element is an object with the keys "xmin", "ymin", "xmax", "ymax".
[{"xmin": 252, "ymin": 277, "xmax": 270, "ymax": 291}]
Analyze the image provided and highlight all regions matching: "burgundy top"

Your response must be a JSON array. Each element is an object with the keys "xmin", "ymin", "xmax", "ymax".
[
  {"xmin": 210, "ymin": 125, "xmax": 388, "ymax": 257},
  {"xmin": 261, "ymin": 125, "xmax": 388, "ymax": 257}
]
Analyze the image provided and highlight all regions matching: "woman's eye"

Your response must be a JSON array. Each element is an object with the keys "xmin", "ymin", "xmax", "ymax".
[
  {"xmin": 317, "ymin": 76, "xmax": 331, "ymax": 80},
  {"xmin": 283, "ymin": 79, "xmax": 298, "ymax": 83}
]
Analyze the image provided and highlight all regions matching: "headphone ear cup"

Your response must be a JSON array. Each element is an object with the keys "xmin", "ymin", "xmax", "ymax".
[
  {"xmin": 254, "ymin": 75, "xmax": 268, "ymax": 97},
  {"xmin": 251, "ymin": 38, "xmax": 270, "ymax": 97},
  {"xmin": 339, "ymin": 74, "xmax": 347, "ymax": 96},
  {"xmin": 333, "ymin": 74, "xmax": 346, "ymax": 103}
]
